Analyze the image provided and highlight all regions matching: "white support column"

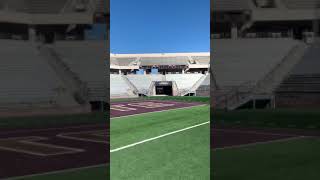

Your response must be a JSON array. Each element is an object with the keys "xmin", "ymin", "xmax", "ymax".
[
  {"xmin": 231, "ymin": 24, "xmax": 238, "ymax": 39},
  {"xmin": 28, "ymin": 26, "xmax": 36, "ymax": 42}
]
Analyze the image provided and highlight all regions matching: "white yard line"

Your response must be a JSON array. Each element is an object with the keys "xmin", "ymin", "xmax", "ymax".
[{"xmin": 111, "ymin": 121, "xmax": 210, "ymax": 153}]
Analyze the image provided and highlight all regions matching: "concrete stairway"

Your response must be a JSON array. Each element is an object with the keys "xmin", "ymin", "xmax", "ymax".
[{"xmin": 38, "ymin": 45, "xmax": 89, "ymax": 105}]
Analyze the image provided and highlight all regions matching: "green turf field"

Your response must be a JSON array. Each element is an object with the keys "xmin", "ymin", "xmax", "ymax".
[
  {"xmin": 214, "ymin": 108, "xmax": 320, "ymax": 129},
  {"xmin": 213, "ymin": 108, "xmax": 320, "ymax": 179},
  {"xmin": 111, "ymin": 105, "xmax": 210, "ymax": 180},
  {"xmin": 213, "ymin": 137, "xmax": 320, "ymax": 180}
]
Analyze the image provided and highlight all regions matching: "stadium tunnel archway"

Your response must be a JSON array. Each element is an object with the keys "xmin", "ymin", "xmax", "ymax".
[
  {"xmin": 90, "ymin": 101, "xmax": 108, "ymax": 112},
  {"xmin": 155, "ymin": 81, "xmax": 173, "ymax": 96}
]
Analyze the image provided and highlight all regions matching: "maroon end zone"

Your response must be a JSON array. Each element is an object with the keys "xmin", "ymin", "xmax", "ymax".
[
  {"xmin": 212, "ymin": 127, "xmax": 295, "ymax": 149},
  {"xmin": 0, "ymin": 124, "xmax": 108, "ymax": 179},
  {"xmin": 211, "ymin": 125, "xmax": 320, "ymax": 150},
  {"xmin": 111, "ymin": 100, "xmax": 203, "ymax": 118}
]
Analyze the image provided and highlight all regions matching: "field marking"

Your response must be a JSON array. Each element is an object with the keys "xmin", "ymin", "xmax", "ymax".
[
  {"xmin": 57, "ymin": 130, "xmax": 108, "ymax": 144},
  {"xmin": 3, "ymin": 164, "xmax": 107, "ymax": 180},
  {"xmin": 213, "ymin": 136, "xmax": 307, "ymax": 151},
  {"xmin": 111, "ymin": 121, "xmax": 210, "ymax": 153},
  {"xmin": 111, "ymin": 104, "xmax": 207, "ymax": 120},
  {"xmin": 0, "ymin": 136, "xmax": 85, "ymax": 156},
  {"xmin": 127, "ymin": 102, "xmax": 175, "ymax": 109},
  {"xmin": 110, "ymin": 105, "xmax": 137, "ymax": 111}
]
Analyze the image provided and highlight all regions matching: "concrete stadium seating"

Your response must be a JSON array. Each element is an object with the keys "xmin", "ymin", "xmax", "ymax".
[
  {"xmin": 281, "ymin": 0, "xmax": 320, "ymax": 9},
  {"xmin": 0, "ymin": 40, "xmax": 62, "ymax": 105},
  {"xmin": 110, "ymin": 53, "xmax": 210, "ymax": 97},
  {"xmin": 110, "ymin": 74, "xmax": 135, "ymax": 98},
  {"xmin": 140, "ymin": 57, "xmax": 189, "ymax": 66},
  {"xmin": 165, "ymin": 74, "xmax": 204, "ymax": 91},
  {"xmin": 192, "ymin": 56, "xmax": 210, "ymax": 65},
  {"xmin": 111, "ymin": 53, "xmax": 209, "ymax": 67},
  {"xmin": 212, "ymin": 38, "xmax": 300, "ymax": 88},
  {"xmin": 213, "ymin": 0, "xmax": 250, "ymax": 11},
  {"xmin": 3, "ymin": 0, "xmax": 68, "ymax": 13},
  {"xmin": 54, "ymin": 41, "xmax": 107, "ymax": 101},
  {"xmin": 110, "ymin": 57, "xmax": 119, "ymax": 65},
  {"xmin": 274, "ymin": 40, "xmax": 320, "ymax": 107},
  {"xmin": 291, "ymin": 41, "xmax": 320, "ymax": 75},
  {"xmin": 200, "ymin": 74, "xmax": 210, "ymax": 86},
  {"xmin": 277, "ymin": 74, "xmax": 320, "ymax": 92},
  {"xmin": 195, "ymin": 75, "xmax": 210, "ymax": 96},
  {"xmin": 0, "ymin": 0, "xmax": 103, "ymax": 14},
  {"xmin": 114, "ymin": 74, "xmax": 207, "ymax": 95},
  {"xmin": 126, "ymin": 74, "xmax": 164, "ymax": 94},
  {"xmin": 112, "ymin": 57, "xmax": 137, "ymax": 66}
]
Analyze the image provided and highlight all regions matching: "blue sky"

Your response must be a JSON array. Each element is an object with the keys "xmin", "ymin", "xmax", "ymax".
[{"xmin": 110, "ymin": 0, "xmax": 210, "ymax": 54}]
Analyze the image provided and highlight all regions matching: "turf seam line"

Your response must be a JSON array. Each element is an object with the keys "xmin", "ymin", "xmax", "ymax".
[
  {"xmin": 213, "ymin": 136, "xmax": 307, "ymax": 151},
  {"xmin": 111, "ymin": 104, "xmax": 207, "ymax": 120},
  {"xmin": 110, "ymin": 121, "xmax": 210, "ymax": 153}
]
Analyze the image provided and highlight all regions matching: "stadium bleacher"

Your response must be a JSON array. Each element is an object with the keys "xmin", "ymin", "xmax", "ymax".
[
  {"xmin": 192, "ymin": 56, "xmax": 210, "ymax": 64},
  {"xmin": 0, "ymin": 0, "xmax": 108, "ymax": 115},
  {"xmin": 274, "ymin": 40, "xmax": 320, "ymax": 107},
  {"xmin": 165, "ymin": 74, "xmax": 205, "ymax": 92},
  {"xmin": 110, "ymin": 73, "xmax": 207, "ymax": 97},
  {"xmin": 2, "ymin": 0, "xmax": 67, "ymax": 13},
  {"xmin": 200, "ymin": 74, "xmax": 210, "ymax": 86},
  {"xmin": 213, "ymin": 0, "xmax": 250, "ymax": 11},
  {"xmin": 281, "ymin": 0, "xmax": 320, "ymax": 9},
  {"xmin": 53, "ymin": 41, "xmax": 107, "ymax": 101},
  {"xmin": 110, "ymin": 53, "xmax": 210, "ymax": 98},
  {"xmin": 0, "ymin": 40, "xmax": 65, "ymax": 106},
  {"xmin": 140, "ymin": 57, "xmax": 190, "ymax": 66},
  {"xmin": 112, "ymin": 57, "xmax": 137, "ymax": 66},
  {"xmin": 211, "ymin": 0, "xmax": 320, "ymax": 109},
  {"xmin": 126, "ymin": 74, "xmax": 164, "ymax": 94},
  {"xmin": 212, "ymin": 38, "xmax": 300, "ymax": 88},
  {"xmin": 110, "ymin": 74, "xmax": 136, "ymax": 98},
  {"xmin": 0, "ymin": 0, "xmax": 104, "ymax": 14},
  {"xmin": 196, "ymin": 75, "xmax": 210, "ymax": 96}
]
